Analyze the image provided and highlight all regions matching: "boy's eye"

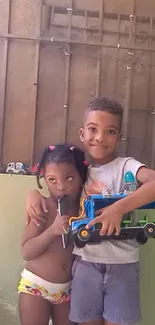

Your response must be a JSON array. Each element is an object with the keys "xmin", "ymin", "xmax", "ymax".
[
  {"xmin": 106, "ymin": 129, "xmax": 116, "ymax": 135},
  {"xmin": 88, "ymin": 127, "xmax": 97, "ymax": 132},
  {"xmin": 66, "ymin": 176, "xmax": 74, "ymax": 182}
]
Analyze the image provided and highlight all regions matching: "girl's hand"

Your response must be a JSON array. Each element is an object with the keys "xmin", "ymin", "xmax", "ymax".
[
  {"xmin": 26, "ymin": 190, "xmax": 48, "ymax": 226},
  {"xmin": 86, "ymin": 204, "xmax": 124, "ymax": 236},
  {"xmin": 51, "ymin": 212, "xmax": 70, "ymax": 236}
]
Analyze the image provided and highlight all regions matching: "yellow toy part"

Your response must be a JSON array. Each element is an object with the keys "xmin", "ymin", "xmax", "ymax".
[{"xmin": 68, "ymin": 197, "xmax": 87, "ymax": 225}]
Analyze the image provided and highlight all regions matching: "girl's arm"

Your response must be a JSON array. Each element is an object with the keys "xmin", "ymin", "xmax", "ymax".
[
  {"xmin": 21, "ymin": 221, "xmax": 56, "ymax": 261},
  {"xmin": 22, "ymin": 212, "xmax": 70, "ymax": 261}
]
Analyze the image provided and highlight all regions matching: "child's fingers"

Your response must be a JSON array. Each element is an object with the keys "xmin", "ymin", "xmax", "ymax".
[
  {"xmin": 31, "ymin": 217, "xmax": 41, "ymax": 227},
  {"xmin": 41, "ymin": 198, "xmax": 48, "ymax": 213},
  {"xmin": 39, "ymin": 212, "xmax": 48, "ymax": 223},
  {"xmin": 32, "ymin": 204, "xmax": 43, "ymax": 216},
  {"xmin": 99, "ymin": 220, "xmax": 110, "ymax": 236},
  {"xmin": 56, "ymin": 209, "xmax": 60, "ymax": 217},
  {"xmin": 29, "ymin": 207, "xmax": 42, "ymax": 220},
  {"xmin": 26, "ymin": 213, "xmax": 40, "ymax": 227},
  {"xmin": 56, "ymin": 211, "xmax": 67, "ymax": 219},
  {"xmin": 27, "ymin": 208, "xmax": 47, "ymax": 226},
  {"xmin": 86, "ymin": 216, "xmax": 100, "ymax": 229},
  {"xmin": 25, "ymin": 212, "xmax": 30, "ymax": 225},
  {"xmin": 106, "ymin": 223, "xmax": 115, "ymax": 236},
  {"xmin": 115, "ymin": 224, "xmax": 121, "ymax": 236},
  {"xmin": 95, "ymin": 209, "xmax": 104, "ymax": 217}
]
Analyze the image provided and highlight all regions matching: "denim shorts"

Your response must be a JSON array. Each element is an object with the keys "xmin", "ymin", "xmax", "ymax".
[{"xmin": 69, "ymin": 257, "xmax": 141, "ymax": 325}]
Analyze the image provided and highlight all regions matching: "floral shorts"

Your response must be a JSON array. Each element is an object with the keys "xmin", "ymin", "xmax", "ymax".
[{"xmin": 18, "ymin": 269, "xmax": 71, "ymax": 304}]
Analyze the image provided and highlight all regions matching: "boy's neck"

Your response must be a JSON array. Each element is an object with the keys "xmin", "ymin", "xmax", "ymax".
[{"xmin": 91, "ymin": 153, "xmax": 116, "ymax": 167}]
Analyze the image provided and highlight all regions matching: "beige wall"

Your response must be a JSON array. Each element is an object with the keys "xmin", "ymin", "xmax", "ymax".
[{"xmin": 0, "ymin": 174, "xmax": 155, "ymax": 324}]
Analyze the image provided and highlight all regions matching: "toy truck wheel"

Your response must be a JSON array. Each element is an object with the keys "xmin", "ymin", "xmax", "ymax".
[
  {"xmin": 136, "ymin": 232, "xmax": 148, "ymax": 245},
  {"xmin": 77, "ymin": 227, "xmax": 91, "ymax": 242},
  {"xmin": 144, "ymin": 223, "xmax": 155, "ymax": 238},
  {"xmin": 18, "ymin": 170, "xmax": 25, "ymax": 175},
  {"xmin": 7, "ymin": 170, "xmax": 13, "ymax": 174},
  {"xmin": 74, "ymin": 238, "xmax": 86, "ymax": 248}
]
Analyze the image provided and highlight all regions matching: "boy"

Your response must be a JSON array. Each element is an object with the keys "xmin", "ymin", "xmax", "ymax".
[{"xmin": 26, "ymin": 98, "xmax": 155, "ymax": 325}]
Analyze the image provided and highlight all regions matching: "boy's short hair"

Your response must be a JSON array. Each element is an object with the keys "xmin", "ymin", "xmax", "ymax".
[{"xmin": 86, "ymin": 97, "xmax": 123, "ymax": 130}]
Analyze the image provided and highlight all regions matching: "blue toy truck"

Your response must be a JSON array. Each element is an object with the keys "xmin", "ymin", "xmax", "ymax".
[
  {"xmin": 67, "ymin": 194, "xmax": 155, "ymax": 248},
  {"xmin": 58, "ymin": 172, "xmax": 155, "ymax": 248}
]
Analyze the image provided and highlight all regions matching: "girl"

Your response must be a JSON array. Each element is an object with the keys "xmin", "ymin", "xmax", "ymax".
[{"xmin": 18, "ymin": 143, "xmax": 87, "ymax": 325}]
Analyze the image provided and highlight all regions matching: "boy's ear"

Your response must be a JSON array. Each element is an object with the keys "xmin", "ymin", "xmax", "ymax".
[
  {"xmin": 79, "ymin": 128, "xmax": 84, "ymax": 142},
  {"xmin": 118, "ymin": 133, "xmax": 121, "ymax": 143}
]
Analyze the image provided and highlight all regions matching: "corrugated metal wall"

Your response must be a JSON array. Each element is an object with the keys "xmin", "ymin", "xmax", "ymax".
[{"xmin": 0, "ymin": 0, "xmax": 155, "ymax": 167}]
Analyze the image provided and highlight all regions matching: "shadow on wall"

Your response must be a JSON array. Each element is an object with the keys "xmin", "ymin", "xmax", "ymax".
[{"xmin": 0, "ymin": 174, "xmax": 155, "ymax": 325}]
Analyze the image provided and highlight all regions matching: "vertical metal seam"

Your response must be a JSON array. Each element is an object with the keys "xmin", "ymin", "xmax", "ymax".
[
  {"xmin": 151, "ymin": 109, "xmax": 155, "ymax": 169},
  {"xmin": 51, "ymin": 5, "xmax": 55, "ymax": 34},
  {"xmin": 96, "ymin": 0, "xmax": 104, "ymax": 97},
  {"xmin": 63, "ymin": 1, "xmax": 72, "ymax": 141},
  {"xmin": 84, "ymin": 9, "xmax": 87, "ymax": 43},
  {"xmin": 150, "ymin": 18, "xmax": 155, "ymax": 168},
  {"xmin": 121, "ymin": 1, "xmax": 135, "ymax": 156},
  {"xmin": 145, "ymin": 18, "xmax": 153, "ymax": 166},
  {"xmin": 31, "ymin": 0, "xmax": 43, "ymax": 165},
  {"xmin": 114, "ymin": 14, "xmax": 120, "ymax": 100},
  {"xmin": 0, "ymin": 0, "xmax": 11, "ymax": 165}
]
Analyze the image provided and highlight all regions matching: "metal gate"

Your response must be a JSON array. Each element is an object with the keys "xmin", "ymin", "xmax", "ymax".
[{"xmin": 0, "ymin": 0, "xmax": 155, "ymax": 167}]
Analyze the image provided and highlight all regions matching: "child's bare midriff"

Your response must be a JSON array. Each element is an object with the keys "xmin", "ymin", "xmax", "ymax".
[
  {"xmin": 26, "ymin": 198, "xmax": 74, "ymax": 283},
  {"xmin": 26, "ymin": 239, "xmax": 74, "ymax": 283}
]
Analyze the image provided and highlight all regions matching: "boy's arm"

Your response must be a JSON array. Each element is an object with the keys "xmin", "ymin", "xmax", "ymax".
[
  {"xmin": 87, "ymin": 167, "xmax": 155, "ymax": 236},
  {"xmin": 114, "ymin": 167, "xmax": 155, "ymax": 214},
  {"xmin": 26, "ymin": 190, "xmax": 48, "ymax": 226}
]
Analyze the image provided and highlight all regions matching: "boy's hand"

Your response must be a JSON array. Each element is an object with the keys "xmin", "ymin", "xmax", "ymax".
[
  {"xmin": 86, "ymin": 204, "xmax": 123, "ymax": 236},
  {"xmin": 51, "ymin": 212, "xmax": 70, "ymax": 236},
  {"xmin": 26, "ymin": 190, "xmax": 48, "ymax": 226}
]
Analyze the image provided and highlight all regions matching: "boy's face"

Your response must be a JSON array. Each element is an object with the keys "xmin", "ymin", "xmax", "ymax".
[{"xmin": 79, "ymin": 110, "xmax": 121, "ymax": 164}]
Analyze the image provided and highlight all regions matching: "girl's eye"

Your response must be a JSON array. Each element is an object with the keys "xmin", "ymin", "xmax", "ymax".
[
  {"xmin": 88, "ymin": 127, "xmax": 97, "ymax": 132},
  {"xmin": 66, "ymin": 176, "xmax": 73, "ymax": 182},
  {"xmin": 106, "ymin": 129, "xmax": 116, "ymax": 135},
  {"xmin": 49, "ymin": 178, "xmax": 56, "ymax": 183}
]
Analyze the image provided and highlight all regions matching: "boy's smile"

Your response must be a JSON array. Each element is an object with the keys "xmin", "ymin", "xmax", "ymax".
[{"xmin": 80, "ymin": 110, "xmax": 120, "ymax": 164}]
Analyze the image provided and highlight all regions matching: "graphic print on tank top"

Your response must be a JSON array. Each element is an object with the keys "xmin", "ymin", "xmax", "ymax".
[{"xmin": 84, "ymin": 179, "xmax": 110, "ymax": 196}]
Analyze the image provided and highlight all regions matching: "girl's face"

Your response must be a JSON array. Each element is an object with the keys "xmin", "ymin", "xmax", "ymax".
[{"xmin": 44, "ymin": 162, "xmax": 83, "ymax": 201}]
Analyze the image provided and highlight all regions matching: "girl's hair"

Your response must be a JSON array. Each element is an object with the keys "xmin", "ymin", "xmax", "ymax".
[{"xmin": 36, "ymin": 143, "xmax": 88, "ymax": 189}]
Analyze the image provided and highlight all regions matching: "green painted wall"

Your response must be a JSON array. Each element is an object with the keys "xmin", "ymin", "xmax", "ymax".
[
  {"xmin": 0, "ymin": 174, "xmax": 154, "ymax": 325},
  {"xmin": 140, "ymin": 241, "xmax": 155, "ymax": 325},
  {"xmin": 0, "ymin": 174, "xmax": 46, "ymax": 325}
]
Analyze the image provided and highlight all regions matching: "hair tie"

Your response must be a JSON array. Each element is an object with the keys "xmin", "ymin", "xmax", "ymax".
[
  {"xmin": 70, "ymin": 146, "xmax": 74, "ymax": 151},
  {"xmin": 49, "ymin": 145, "xmax": 55, "ymax": 151}
]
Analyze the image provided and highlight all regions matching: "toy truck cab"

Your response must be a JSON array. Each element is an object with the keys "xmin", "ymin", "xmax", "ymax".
[
  {"xmin": 6, "ymin": 162, "xmax": 26, "ymax": 174},
  {"xmin": 70, "ymin": 194, "xmax": 124, "ymax": 240},
  {"xmin": 69, "ymin": 194, "xmax": 155, "ymax": 248}
]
